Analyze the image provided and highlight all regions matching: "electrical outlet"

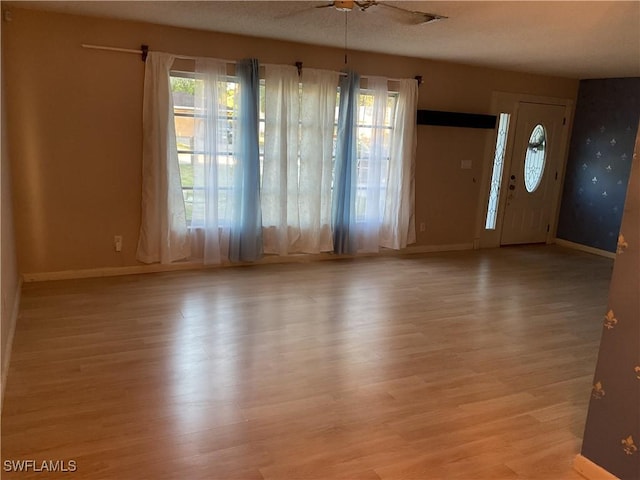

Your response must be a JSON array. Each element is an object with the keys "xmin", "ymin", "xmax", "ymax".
[
  {"xmin": 419, "ymin": 222, "xmax": 426, "ymax": 232},
  {"xmin": 114, "ymin": 235, "xmax": 123, "ymax": 252}
]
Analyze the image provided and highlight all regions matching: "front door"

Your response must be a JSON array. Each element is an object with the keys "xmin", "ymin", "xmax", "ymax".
[{"xmin": 500, "ymin": 102, "xmax": 566, "ymax": 245}]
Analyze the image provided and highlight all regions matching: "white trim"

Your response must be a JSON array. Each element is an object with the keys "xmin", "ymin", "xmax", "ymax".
[
  {"xmin": 554, "ymin": 238, "xmax": 616, "ymax": 259},
  {"xmin": 547, "ymin": 101, "xmax": 575, "ymax": 241},
  {"xmin": 490, "ymin": 92, "xmax": 575, "ymax": 108},
  {"xmin": 22, "ymin": 243, "xmax": 474, "ymax": 283},
  {"xmin": 22, "ymin": 263, "xmax": 210, "ymax": 282},
  {"xmin": 1, "ymin": 277, "xmax": 22, "ymax": 410},
  {"xmin": 573, "ymin": 454, "xmax": 619, "ymax": 480},
  {"xmin": 400, "ymin": 243, "xmax": 474, "ymax": 255}
]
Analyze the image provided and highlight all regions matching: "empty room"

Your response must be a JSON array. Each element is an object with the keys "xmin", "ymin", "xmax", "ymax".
[{"xmin": 1, "ymin": 1, "xmax": 639, "ymax": 479}]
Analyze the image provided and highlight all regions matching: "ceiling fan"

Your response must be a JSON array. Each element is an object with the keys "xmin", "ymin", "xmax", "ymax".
[{"xmin": 316, "ymin": 1, "xmax": 447, "ymax": 25}]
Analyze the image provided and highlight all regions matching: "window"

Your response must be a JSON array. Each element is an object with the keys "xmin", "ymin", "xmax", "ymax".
[
  {"xmin": 171, "ymin": 75, "xmax": 197, "ymax": 223},
  {"xmin": 485, "ymin": 113, "xmax": 511, "ymax": 229},
  {"xmin": 173, "ymin": 73, "xmax": 398, "ymax": 226},
  {"xmin": 170, "ymin": 66, "xmax": 412, "ymax": 255},
  {"xmin": 524, "ymin": 124, "xmax": 547, "ymax": 193},
  {"xmin": 171, "ymin": 73, "xmax": 240, "ymax": 225},
  {"xmin": 355, "ymin": 91, "xmax": 398, "ymax": 222},
  {"xmin": 139, "ymin": 54, "xmax": 418, "ymax": 264}
]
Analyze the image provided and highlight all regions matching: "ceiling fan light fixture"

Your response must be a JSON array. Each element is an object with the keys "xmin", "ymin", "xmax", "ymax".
[
  {"xmin": 314, "ymin": 1, "xmax": 447, "ymax": 25},
  {"xmin": 334, "ymin": 1, "xmax": 355, "ymax": 12}
]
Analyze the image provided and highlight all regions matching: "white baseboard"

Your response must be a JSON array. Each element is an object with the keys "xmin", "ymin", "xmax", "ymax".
[
  {"xmin": 1, "ymin": 276, "xmax": 22, "ymax": 411},
  {"xmin": 22, "ymin": 261, "xmax": 210, "ymax": 282},
  {"xmin": 400, "ymin": 243, "xmax": 474, "ymax": 255},
  {"xmin": 573, "ymin": 454, "xmax": 619, "ymax": 480},
  {"xmin": 554, "ymin": 238, "xmax": 616, "ymax": 259},
  {"xmin": 22, "ymin": 243, "xmax": 475, "ymax": 283}
]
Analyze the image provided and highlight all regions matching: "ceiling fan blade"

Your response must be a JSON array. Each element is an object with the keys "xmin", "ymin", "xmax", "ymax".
[
  {"xmin": 276, "ymin": 3, "xmax": 329, "ymax": 19},
  {"xmin": 354, "ymin": 0, "xmax": 377, "ymax": 10},
  {"xmin": 373, "ymin": 2, "xmax": 447, "ymax": 24}
]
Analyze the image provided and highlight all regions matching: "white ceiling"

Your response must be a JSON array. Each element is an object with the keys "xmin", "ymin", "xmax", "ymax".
[{"xmin": 7, "ymin": 1, "xmax": 640, "ymax": 79}]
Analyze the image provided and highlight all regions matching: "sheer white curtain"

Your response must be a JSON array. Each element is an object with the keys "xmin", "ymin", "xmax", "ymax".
[
  {"xmin": 355, "ymin": 76, "xmax": 390, "ymax": 253},
  {"xmin": 262, "ymin": 67, "xmax": 338, "ymax": 254},
  {"xmin": 262, "ymin": 65, "xmax": 300, "ymax": 255},
  {"xmin": 137, "ymin": 53, "xmax": 416, "ymax": 264},
  {"xmin": 188, "ymin": 58, "xmax": 231, "ymax": 264},
  {"xmin": 349, "ymin": 76, "xmax": 417, "ymax": 252},
  {"xmin": 299, "ymin": 69, "xmax": 339, "ymax": 253},
  {"xmin": 137, "ymin": 52, "xmax": 191, "ymax": 264},
  {"xmin": 380, "ymin": 79, "xmax": 418, "ymax": 249}
]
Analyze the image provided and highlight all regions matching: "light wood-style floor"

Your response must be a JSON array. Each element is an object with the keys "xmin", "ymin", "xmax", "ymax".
[{"xmin": 2, "ymin": 245, "xmax": 613, "ymax": 479}]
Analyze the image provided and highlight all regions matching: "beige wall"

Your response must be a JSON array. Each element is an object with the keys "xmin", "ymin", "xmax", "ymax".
[
  {"xmin": 1, "ymin": 16, "xmax": 20, "ymax": 402},
  {"xmin": 3, "ymin": 7, "xmax": 579, "ymax": 275}
]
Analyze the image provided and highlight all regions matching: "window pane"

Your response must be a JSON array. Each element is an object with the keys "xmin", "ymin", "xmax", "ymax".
[
  {"xmin": 524, "ymin": 124, "xmax": 547, "ymax": 193},
  {"xmin": 485, "ymin": 113, "xmax": 511, "ymax": 229},
  {"xmin": 171, "ymin": 76, "xmax": 195, "ymax": 108},
  {"xmin": 175, "ymin": 115, "xmax": 194, "ymax": 148},
  {"xmin": 353, "ymin": 91, "xmax": 395, "ymax": 223},
  {"xmin": 171, "ymin": 73, "xmax": 242, "ymax": 227}
]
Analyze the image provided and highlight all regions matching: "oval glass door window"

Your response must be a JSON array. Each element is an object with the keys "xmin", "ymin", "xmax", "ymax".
[{"xmin": 524, "ymin": 124, "xmax": 547, "ymax": 192}]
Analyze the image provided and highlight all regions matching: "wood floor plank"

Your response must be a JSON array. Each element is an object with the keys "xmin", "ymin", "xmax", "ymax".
[{"xmin": 1, "ymin": 245, "xmax": 612, "ymax": 479}]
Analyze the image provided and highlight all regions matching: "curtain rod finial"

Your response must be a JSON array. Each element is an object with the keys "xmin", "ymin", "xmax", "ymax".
[{"xmin": 415, "ymin": 75, "xmax": 423, "ymax": 86}]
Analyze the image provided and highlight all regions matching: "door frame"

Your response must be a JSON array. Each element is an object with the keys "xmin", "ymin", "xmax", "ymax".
[{"xmin": 474, "ymin": 92, "xmax": 574, "ymax": 249}]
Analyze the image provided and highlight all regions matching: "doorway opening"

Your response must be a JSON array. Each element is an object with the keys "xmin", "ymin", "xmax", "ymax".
[{"xmin": 477, "ymin": 94, "xmax": 572, "ymax": 249}]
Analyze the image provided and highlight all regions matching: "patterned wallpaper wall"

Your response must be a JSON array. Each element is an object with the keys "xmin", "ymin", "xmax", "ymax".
[
  {"xmin": 557, "ymin": 78, "xmax": 640, "ymax": 252},
  {"xmin": 580, "ymin": 128, "xmax": 639, "ymax": 479}
]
